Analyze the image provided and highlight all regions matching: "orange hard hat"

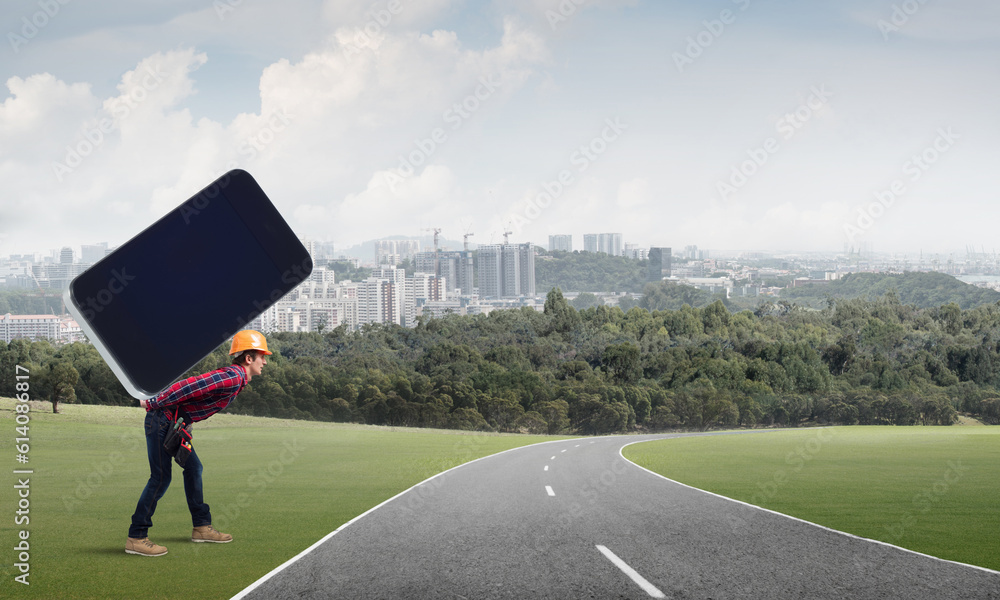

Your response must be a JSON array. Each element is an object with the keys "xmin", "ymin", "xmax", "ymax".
[{"xmin": 229, "ymin": 330, "xmax": 272, "ymax": 355}]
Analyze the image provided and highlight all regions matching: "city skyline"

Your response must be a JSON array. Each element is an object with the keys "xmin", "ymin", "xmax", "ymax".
[
  {"xmin": 2, "ymin": 0, "xmax": 998, "ymax": 256},
  {"xmin": 6, "ymin": 232, "xmax": 990, "ymax": 265}
]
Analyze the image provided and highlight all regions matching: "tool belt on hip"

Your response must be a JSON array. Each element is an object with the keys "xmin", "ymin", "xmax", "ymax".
[{"xmin": 161, "ymin": 406, "xmax": 193, "ymax": 467}]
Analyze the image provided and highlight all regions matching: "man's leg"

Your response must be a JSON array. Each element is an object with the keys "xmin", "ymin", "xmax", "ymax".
[
  {"xmin": 127, "ymin": 411, "xmax": 173, "ymax": 556},
  {"xmin": 183, "ymin": 447, "xmax": 211, "ymax": 526},
  {"xmin": 185, "ymin": 446, "xmax": 233, "ymax": 543}
]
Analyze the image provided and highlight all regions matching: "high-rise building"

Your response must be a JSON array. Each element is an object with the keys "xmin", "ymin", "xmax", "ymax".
[
  {"xmin": 598, "ymin": 233, "xmax": 623, "ymax": 256},
  {"xmin": 478, "ymin": 246, "xmax": 502, "ymax": 299},
  {"xmin": 648, "ymin": 247, "xmax": 672, "ymax": 281},
  {"xmin": 406, "ymin": 272, "xmax": 446, "ymax": 325},
  {"xmin": 365, "ymin": 267, "xmax": 407, "ymax": 325},
  {"xmin": 583, "ymin": 233, "xmax": 622, "ymax": 256},
  {"xmin": 415, "ymin": 250, "xmax": 474, "ymax": 295},
  {"xmin": 548, "ymin": 235, "xmax": 572, "ymax": 252},
  {"xmin": 457, "ymin": 250, "xmax": 474, "ymax": 295},
  {"xmin": 358, "ymin": 277, "xmax": 399, "ymax": 326},
  {"xmin": 60, "ymin": 247, "xmax": 74, "ymax": 264},
  {"xmin": 477, "ymin": 243, "xmax": 535, "ymax": 298}
]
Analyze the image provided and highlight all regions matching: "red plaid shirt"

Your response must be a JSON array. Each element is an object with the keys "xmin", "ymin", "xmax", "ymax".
[{"xmin": 146, "ymin": 365, "xmax": 247, "ymax": 422}]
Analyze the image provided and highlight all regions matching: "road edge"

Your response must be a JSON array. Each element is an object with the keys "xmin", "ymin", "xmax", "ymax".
[
  {"xmin": 618, "ymin": 437, "xmax": 1000, "ymax": 577},
  {"xmin": 229, "ymin": 436, "xmax": 581, "ymax": 599}
]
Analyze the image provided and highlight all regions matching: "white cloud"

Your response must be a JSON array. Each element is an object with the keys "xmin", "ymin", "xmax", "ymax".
[
  {"xmin": 2, "ymin": 2, "xmax": 997, "ymax": 258},
  {"xmin": 0, "ymin": 13, "xmax": 550, "ymax": 254},
  {"xmin": 0, "ymin": 74, "xmax": 98, "ymax": 161}
]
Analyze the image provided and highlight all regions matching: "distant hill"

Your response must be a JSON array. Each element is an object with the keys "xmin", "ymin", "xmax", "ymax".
[
  {"xmin": 337, "ymin": 236, "xmax": 472, "ymax": 262},
  {"xmin": 535, "ymin": 250, "xmax": 647, "ymax": 294},
  {"xmin": 780, "ymin": 272, "xmax": 1000, "ymax": 309}
]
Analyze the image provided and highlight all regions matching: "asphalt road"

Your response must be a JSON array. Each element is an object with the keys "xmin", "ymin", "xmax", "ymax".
[{"xmin": 234, "ymin": 433, "xmax": 1000, "ymax": 599}]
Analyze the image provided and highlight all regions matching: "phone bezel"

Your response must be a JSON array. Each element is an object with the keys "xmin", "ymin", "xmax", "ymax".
[{"xmin": 63, "ymin": 170, "xmax": 311, "ymax": 399}]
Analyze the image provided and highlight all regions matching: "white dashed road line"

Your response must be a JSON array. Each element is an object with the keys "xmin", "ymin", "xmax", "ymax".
[
  {"xmin": 596, "ymin": 545, "xmax": 666, "ymax": 599},
  {"xmin": 544, "ymin": 465, "xmax": 549, "ymax": 471},
  {"xmin": 545, "ymin": 486, "xmax": 555, "ymax": 497}
]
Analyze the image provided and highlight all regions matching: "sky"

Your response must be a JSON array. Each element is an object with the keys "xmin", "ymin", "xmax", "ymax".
[{"xmin": 1, "ymin": 0, "xmax": 998, "ymax": 259}]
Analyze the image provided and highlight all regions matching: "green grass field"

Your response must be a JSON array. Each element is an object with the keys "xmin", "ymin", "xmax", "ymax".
[
  {"xmin": 623, "ymin": 426, "xmax": 1000, "ymax": 572},
  {"xmin": 0, "ymin": 399, "xmax": 571, "ymax": 599}
]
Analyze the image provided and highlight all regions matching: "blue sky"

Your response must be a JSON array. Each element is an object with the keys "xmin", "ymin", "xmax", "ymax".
[{"xmin": 1, "ymin": 0, "xmax": 998, "ymax": 258}]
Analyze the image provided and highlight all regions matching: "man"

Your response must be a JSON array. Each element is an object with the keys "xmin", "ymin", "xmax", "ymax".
[{"xmin": 125, "ymin": 329, "xmax": 271, "ymax": 557}]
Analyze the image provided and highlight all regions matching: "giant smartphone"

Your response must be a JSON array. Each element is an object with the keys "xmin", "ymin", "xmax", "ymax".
[{"xmin": 64, "ymin": 169, "xmax": 312, "ymax": 399}]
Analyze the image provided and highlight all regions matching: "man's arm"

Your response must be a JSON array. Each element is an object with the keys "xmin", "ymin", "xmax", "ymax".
[{"xmin": 145, "ymin": 368, "xmax": 243, "ymax": 411}]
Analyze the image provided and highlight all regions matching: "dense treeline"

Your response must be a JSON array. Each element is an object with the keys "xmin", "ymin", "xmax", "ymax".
[
  {"xmin": 535, "ymin": 250, "xmax": 647, "ymax": 293},
  {"xmin": 0, "ymin": 290, "xmax": 64, "ymax": 315},
  {"xmin": 780, "ymin": 271, "xmax": 1000, "ymax": 309},
  {"xmin": 3, "ymin": 288, "xmax": 1000, "ymax": 434}
]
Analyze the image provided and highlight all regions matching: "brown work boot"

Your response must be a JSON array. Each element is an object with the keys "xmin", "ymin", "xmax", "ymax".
[
  {"xmin": 192, "ymin": 524, "xmax": 233, "ymax": 543},
  {"xmin": 126, "ymin": 537, "xmax": 168, "ymax": 557}
]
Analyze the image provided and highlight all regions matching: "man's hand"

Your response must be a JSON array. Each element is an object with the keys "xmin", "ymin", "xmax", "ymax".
[{"xmin": 139, "ymin": 399, "xmax": 148, "ymax": 409}]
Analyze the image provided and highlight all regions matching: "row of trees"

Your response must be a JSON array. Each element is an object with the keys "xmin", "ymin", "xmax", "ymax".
[
  {"xmin": 0, "ymin": 290, "xmax": 64, "ymax": 316},
  {"xmin": 535, "ymin": 250, "xmax": 648, "ymax": 293},
  {"xmin": 780, "ymin": 271, "xmax": 1000, "ymax": 310},
  {"xmin": 4, "ymin": 288, "xmax": 1000, "ymax": 433}
]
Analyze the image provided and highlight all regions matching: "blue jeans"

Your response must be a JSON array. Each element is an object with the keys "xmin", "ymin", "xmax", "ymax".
[{"xmin": 128, "ymin": 410, "xmax": 211, "ymax": 538}]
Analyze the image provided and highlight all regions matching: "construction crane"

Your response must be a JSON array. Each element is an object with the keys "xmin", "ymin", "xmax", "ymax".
[
  {"xmin": 463, "ymin": 232, "xmax": 474, "ymax": 251},
  {"xmin": 502, "ymin": 224, "xmax": 512, "ymax": 245}
]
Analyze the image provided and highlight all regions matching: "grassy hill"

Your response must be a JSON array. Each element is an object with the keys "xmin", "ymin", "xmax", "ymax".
[{"xmin": 780, "ymin": 271, "xmax": 1000, "ymax": 309}]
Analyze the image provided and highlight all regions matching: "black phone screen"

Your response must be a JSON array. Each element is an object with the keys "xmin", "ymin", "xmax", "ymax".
[{"xmin": 66, "ymin": 170, "xmax": 312, "ymax": 397}]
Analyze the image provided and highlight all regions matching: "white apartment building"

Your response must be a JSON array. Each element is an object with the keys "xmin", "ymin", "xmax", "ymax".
[
  {"xmin": 1, "ymin": 314, "xmax": 61, "ymax": 343},
  {"xmin": 421, "ymin": 300, "xmax": 462, "ymax": 319},
  {"xmin": 358, "ymin": 277, "xmax": 400, "ymax": 326}
]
